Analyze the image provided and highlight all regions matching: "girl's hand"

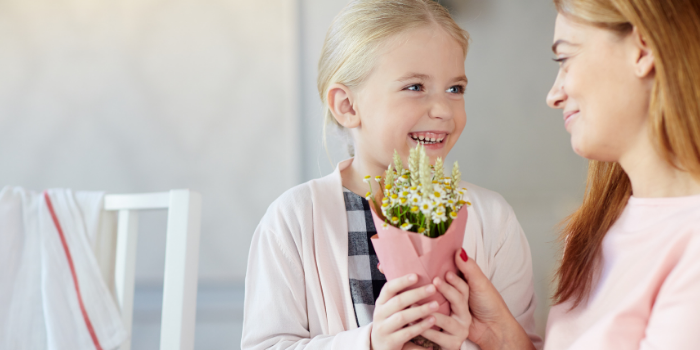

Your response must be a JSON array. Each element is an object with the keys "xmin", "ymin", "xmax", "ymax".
[
  {"xmin": 417, "ymin": 270, "xmax": 471, "ymax": 350},
  {"xmin": 441, "ymin": 249, "xmax": 535, "ymax": 350},
  {"xmin": 371, "ymin": 273, "xmax": 440, "ymax": 350}
]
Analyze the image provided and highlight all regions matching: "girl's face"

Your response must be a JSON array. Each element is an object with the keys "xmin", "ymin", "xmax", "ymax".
[
  {"xmin": 352, "ymin": 25, "xmax": 467, "ymax": 166},
  {"xmin": 546, "ymin": 14, "xmax": 654, "ymax": 162}
]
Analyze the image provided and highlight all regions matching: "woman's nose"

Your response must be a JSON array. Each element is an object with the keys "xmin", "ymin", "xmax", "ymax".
[{"xmin": 546, "ymin": 71, "xmax": 566, "ymax": 109}]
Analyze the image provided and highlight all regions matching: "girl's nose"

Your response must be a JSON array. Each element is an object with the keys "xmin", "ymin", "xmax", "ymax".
[
  {"xmin": 429, "ymin": 95, "xmax": 453, "ymax": 120},
  {"xmin": 546, "ymin": 71, "xmax": 566, "ymax": 109}
]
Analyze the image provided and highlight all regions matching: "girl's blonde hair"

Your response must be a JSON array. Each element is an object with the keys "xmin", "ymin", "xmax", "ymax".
[
  {"xmin": 317, "ymin": 0, "xmax": 469, "ymax": 156},
  {"xmin": 553, "ymin": 0, "xmax": 700, "ymax": 308}
]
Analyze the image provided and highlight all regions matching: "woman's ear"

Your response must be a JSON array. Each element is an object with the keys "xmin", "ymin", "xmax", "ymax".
[
  {"xmin": 631, "ymin": 26, "xmax": 655, "ymax": 78},
  {"xmin": 327, "ymin": 83, "xmax": 361, "ymax": 128}
]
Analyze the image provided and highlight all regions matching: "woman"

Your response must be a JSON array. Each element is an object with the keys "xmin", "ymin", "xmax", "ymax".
[{"xmin": 451, "ymin": 0, "xmax": 700, "ymax": 349}]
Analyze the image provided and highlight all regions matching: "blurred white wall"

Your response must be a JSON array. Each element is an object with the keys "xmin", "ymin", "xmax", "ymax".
[{"xmin": 0, "ymin": 0, "xmax": 300, "ymax": 283}]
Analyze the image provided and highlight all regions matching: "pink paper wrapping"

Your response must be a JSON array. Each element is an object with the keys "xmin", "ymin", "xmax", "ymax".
[{"xmin": 370, "ymin": 205, "xmax": 467, "ymax": 316}]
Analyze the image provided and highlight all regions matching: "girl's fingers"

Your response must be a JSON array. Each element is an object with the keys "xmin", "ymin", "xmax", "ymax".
[
  {"xmin": 381, "ymin": 301, "xmax": 439, "ymax": 333},
  {"xmin": 421, "ymin": 327, "xmax": 462, "ymax": 350},
  {"xmin": 430, "ymin": 312, "xmax": 467, "ymax": 338},
  {"xmin": 383, "ymin": 283, "xmax": 437, "ymax": 317},
  {"xmin": 445, "ymin": 270, "xmax": 470, "ymax": 297},
  {"xmin": 376, "ymin": 273, "xmax": 418, "ymax": 306},
  {"xmin": 390, "ymin": 315, "xmax": 436, "ymax": 345},
  {"xmin": 434, "ymin": 276, "xmax": 469, "ymax": 316}
]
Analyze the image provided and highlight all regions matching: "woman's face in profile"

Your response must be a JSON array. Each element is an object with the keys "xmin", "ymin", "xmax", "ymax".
[{"xmin": 546, "ymin": 14, "xmax": 655, "ymax": 163}]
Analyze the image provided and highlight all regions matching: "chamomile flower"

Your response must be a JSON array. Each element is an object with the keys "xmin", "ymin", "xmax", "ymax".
[
  {"xmin": 390, "ymin": 193, "xmax": 399, "ymax": 205},
  {"xmin": 365, "ymin": 192, "xmax": 372, "ymax": 201},
  {"xmin": 400, "ymin": 222, "xmax": 413, "ymax": 231},
  {"xmin": 409, "ymin": 195, "xmax": 421, "ymax": 205},
  {"xmin": 399, "ymin": 197, "xmax": 408, "ymax": 205},
  {"xmin": 410, "ymin": 206, "xmax": 420, "ymax": 213},
  {"xmin": 449, "ymin": 211, "xmax": 459, "ymax": 219},
  {"xmin": 381, "ymin": 222, "xmax": 389, "ymax": 230},
  {"xmin": 399, "ymin": 190, "xmax": 410, "ymax": 198},
  {"xmin": 391, "ymin": 216, "xmax": 400, "ymax": 225},
  {"xmin": 363, "ymin": 175, "xmax": 372, "ymax": 184},
  {"xmin": 420, "ymin": 201, "xmax": 433, "ymax": 215},
  {"xmin": 432, "ymin": 209, "xmax": 447, "ymax": 223}
]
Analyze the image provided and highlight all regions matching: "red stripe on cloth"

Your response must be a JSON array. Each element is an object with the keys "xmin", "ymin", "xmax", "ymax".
[{"xmin": 44, "ymin": 191, "xmax": 104, "ymax": 350}]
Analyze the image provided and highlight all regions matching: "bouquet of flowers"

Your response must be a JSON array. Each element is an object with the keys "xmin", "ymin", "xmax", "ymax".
[
  {"xmin": 367, "ymin": 145, "xmax": 470, "ymax": 349},
  {"xmin": 365, "ymin": 145, "xmax": 469, "ymax": 237}
]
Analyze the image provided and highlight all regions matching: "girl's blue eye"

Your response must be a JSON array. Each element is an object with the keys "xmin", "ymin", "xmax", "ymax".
[
  {"xmin": 447, "ymin": 85, "xmax": 465, "ymax": 94},
  {"xmin": 406, "ymin": 84, "xmax": 423, "ymax": 91}
]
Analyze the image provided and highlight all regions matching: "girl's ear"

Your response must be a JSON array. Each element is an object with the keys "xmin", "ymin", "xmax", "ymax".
[
  {"xmin": 327, "ymin": 83, "xmax": 361, "ymax": 128},
  {"xmin": 631, "ymin": 26, "xmax": 655, "ymax": 78}
]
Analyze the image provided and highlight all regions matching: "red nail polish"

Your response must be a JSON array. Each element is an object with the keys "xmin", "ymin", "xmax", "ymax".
[{"xmin": 460, "ymin": 248, "xmax": 468, "ymax": 262}]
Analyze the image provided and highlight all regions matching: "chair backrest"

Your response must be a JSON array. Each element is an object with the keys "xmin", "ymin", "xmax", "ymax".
[{"xmin": 103, "ymin": 189, "xmax": 202, "ymax": 350}]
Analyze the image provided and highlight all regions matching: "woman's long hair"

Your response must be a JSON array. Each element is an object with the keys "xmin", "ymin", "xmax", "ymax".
[{"xmin": 553, "ymin": 0, "xmax": 700, "ymax": 307}]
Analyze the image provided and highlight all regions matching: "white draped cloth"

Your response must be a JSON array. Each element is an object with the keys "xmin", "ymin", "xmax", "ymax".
[{"xmin": 0, "ymin": 187, "xmax": 126, "ymax": 350}]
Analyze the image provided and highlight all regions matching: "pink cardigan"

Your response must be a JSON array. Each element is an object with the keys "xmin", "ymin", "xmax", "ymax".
[
  {"xmin": 546, "ymin": 194, "xmax": 700, "ymax": 349},
  {"xmin": 242, "ymin": 159, "xmax": 542, "ymax": 349}
]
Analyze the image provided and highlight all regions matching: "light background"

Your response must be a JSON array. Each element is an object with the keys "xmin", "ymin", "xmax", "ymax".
[{"xmin": 0, "ymin": 0, "xmax": 587, "ymax": 348}]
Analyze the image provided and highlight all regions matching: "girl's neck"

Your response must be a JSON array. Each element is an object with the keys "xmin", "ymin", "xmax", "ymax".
[
  {"xmin": 620, "ymin": 136, "xmax": 700, "ymax": 198},
  {"xmin": 340, "ymin": 154, "xmax": 389, "ymax": 197}
]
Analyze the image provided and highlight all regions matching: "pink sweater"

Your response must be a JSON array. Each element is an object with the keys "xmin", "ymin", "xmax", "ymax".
[{"xmin": 545, "ymin": 194, "xmax": 700, "ymax": 350}]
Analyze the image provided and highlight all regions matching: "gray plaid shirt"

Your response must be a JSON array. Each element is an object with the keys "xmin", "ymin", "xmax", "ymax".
[{"xmin": 343, "ymin": 188, "xmax": 387, "ymax": 327}]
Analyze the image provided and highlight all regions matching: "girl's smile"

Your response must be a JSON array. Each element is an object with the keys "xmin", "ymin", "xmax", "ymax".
[{"xmin": 408, "ymin": 131, "xmax": 450, "ymax": 150}]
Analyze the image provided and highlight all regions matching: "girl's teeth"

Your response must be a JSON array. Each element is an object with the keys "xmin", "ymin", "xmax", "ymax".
[{"xmin": 419, "ymin": 136, "xmax": 425, "ymax": 140}]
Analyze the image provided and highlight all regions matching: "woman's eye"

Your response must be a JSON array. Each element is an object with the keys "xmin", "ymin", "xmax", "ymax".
[
  {"xmin": 553, "ymin": 57, "xmax": 569, "ymax": 65},
  {"xmin": 447, "ymin": 85, "xmax": 465, "ymax": 94},
  {"xmin": 406, "ymin": 84, "xmax": 423, "ymax": 92}
]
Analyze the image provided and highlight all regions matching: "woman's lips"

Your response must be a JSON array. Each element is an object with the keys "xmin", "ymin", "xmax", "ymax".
[{"xmin": 564, "ymin": 111, "xmax": 579, "ymax": 129}]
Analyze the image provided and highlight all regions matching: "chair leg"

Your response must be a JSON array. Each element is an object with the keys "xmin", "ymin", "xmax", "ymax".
[
  {"xmin": 160, "ymin": 190, "xmax": 202, "ymax": 350},
  {"xmin": 115, "ymin": 210, "xmax": 139, "ymax": 350}
]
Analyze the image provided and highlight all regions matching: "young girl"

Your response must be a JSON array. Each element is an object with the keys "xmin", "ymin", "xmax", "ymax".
[
  {"xmin": 452, "ymin": 0, "xmax": 700, "ymax": 349},
  {"xmin": 241, "ymin": 1, "xmax": 541, "ymax": 349}
]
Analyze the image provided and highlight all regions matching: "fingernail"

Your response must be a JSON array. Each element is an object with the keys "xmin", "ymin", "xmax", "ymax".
[
  {"xmin": 446, "ymin": 271, "xmax": 454, "ymax": 280},
  {"xmin": 426, "ymin": 284, "xmax": 435, "ymax": 293},
  {"xmin": 427, "ymin": 316, "xmax": 435, "ymax": 324},
  {"xmin": 460, "ymin": 248, "xmax": 468, "ymax": 262},
  {"xmin": 429, "ymin": 301, "xmax": 438, "ymax": 309},
  {"xmin": 408, "ymin": 274, "xmax": 417, "ymax": 282}
]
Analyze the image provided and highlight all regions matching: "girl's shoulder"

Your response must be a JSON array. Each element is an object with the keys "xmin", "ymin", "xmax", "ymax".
[
  {"xmin": 258, "ymin": 173, "xmax": 341, "ymax": 232},
  {"xmin": 459, "ymin": 181, "xmax": 516, "ymax": 220}
]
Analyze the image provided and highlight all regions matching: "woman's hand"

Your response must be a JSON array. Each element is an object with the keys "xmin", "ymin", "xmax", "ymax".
[
  {"xmin": 370, "ymin": 273, "xmax": 441, "ymax": 350},
  {"xmin": 439, "ymin": 248, "xmax": 536, "ymax": 350}
]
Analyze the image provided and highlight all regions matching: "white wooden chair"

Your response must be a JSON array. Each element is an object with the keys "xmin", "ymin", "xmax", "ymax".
[{"xmin": 103, "ymin": 189, "xmax": 202, "ymax": 350}]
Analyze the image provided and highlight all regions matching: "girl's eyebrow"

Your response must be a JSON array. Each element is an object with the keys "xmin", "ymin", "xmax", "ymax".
[
  {"xmin": 396, "ymin": 73, "xmax": 431, "ymax": 82},
  {"xmin": 451, "ymin": 75, "xmax": 468, "ymax": 85},
  {"xmin": 396, "ymin": 73, "xmax": 468, "ymax": 85}
]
